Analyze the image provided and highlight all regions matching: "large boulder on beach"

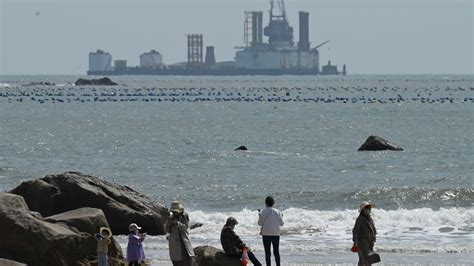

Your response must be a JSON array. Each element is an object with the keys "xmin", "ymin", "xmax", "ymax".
[
  {"xmin": 75, "ymin": 77, "xmax": 118, "ymax": 86},
  {"xmin": 45, "ymin": 207, "xmax": 123, "ymax": 259},
  {"xmin": 358, "ymin": 135, "xmax": 403, "ymax": 151},
  {"xmin": 192, "ymin": 245, "xmax": 242, "ymax": 266},
  {"xmin": 45, "ymin": 207, "xmax": 109, "ymax": 235},
  {"xmin": 10, "ymin": 171, "xmax": 169, "ymax": 235},
  {"xmin": 0, "ymin": 192, "xmax": 125, "ymax": 265}
]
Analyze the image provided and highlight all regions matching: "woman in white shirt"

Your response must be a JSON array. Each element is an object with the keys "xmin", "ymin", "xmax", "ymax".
[{"xmin": 258, "ymin": 196, "xmax": 284, "ymax": 266}]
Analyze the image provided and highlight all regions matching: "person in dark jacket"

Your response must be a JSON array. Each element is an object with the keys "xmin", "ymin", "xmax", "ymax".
[
  {"xmin": 221, "ymin": 217, "xmax": 262, "ymax": 266},
  {"xmin": 352, "ymin": 201, "xmax": 377, "ymax": 266}
]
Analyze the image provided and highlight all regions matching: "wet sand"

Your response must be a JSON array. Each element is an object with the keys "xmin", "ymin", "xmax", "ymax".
[{"xmin": 146, "ymin": 249, "xmax": 473, "ymax": 265}]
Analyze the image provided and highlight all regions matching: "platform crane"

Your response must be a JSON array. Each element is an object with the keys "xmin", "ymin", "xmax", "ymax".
[
  {"xmin": 270, "ymin": 0, "xmax": 287, "ymax": 21},
  {"xmin": 312, "ymin": 40, "xmax": 329, "ymax": 51},
  {"xmin": 265, "ymin": 0, "xmax": 294, "ymax": 45}
]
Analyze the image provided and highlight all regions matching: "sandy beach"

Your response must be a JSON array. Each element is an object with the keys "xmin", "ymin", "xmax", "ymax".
[{"xmin": 122, "ymin": 248, "xmax": 474, "ymax": 265}]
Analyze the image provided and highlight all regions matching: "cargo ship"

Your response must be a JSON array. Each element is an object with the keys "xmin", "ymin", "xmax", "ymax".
[{"xmin": 87, "ymin": 0, "xmax": 346, "ymax": 76}]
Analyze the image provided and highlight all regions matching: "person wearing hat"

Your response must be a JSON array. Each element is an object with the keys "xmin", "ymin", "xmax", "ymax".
[
  {"xmin": 352, "ymin": 201, "xmax": 377, "ymax": 265},
  {"xmin": 165, "ymin": 201, "xmax": 195, "ymax": 266},
  {"xmin": 94, "ymin": 227, "xmax": 112, "ymax": 266},
  {"xmin": 127, "ymin": 223, "xmax": 146, "ymax": 266},
  {"xmin": 221, "ymin": 217, "xmax": 262, "ymax": 266}
]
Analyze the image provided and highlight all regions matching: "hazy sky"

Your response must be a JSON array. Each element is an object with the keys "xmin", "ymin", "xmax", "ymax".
[{"xmin": 1, "ymin": 0, "xmax": 473, "ymax": 75}]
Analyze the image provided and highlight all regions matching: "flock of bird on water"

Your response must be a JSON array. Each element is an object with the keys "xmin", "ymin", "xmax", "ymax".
[{"xmin": 0, "ymin": 80, "xmax": 472, "ymax": 104}]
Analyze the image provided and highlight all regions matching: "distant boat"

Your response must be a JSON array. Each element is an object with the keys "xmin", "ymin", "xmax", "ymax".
[{"xmin": 319, "ymin": 61, "xmax": 346, "ymax": 75}]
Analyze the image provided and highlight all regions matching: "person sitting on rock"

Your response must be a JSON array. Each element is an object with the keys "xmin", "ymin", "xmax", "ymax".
[
  {"xmin": 94, "ymin": 227, "xmax": 112, "ymax": 266},
  {"xmin": 220, "ymin": 216, "xmax": 262, "ymax": 266}
]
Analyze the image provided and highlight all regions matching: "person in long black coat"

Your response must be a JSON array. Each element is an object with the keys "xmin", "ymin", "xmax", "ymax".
[{"xmin": 352, "ymin": 201, "xmax": 377, "ymax": 266}]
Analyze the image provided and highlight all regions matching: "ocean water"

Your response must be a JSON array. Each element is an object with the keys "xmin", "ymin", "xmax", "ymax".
[{"xmin": 0, "ymin": 75, "xmax": 473, "ymax": 264}]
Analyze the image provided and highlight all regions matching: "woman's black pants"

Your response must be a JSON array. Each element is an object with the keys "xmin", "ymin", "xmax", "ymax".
[{"xmin": 262, "ymin": 235, "xmax": 280, "ymax": 266}]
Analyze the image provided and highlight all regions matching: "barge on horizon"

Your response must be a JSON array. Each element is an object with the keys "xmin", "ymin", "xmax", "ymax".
[{"xmin": 87, "ymin": 0, "xmax": 346, "ymax": 76}]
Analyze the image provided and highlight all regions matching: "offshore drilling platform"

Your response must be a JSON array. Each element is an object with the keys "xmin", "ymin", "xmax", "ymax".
[{"xmin": 87, "ymin": 0, "xmax": 346, "ymax": 76}]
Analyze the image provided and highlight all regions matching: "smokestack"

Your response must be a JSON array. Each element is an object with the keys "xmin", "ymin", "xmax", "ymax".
[
  {"xmin": 252, "ymin": 11, "xmax": 263, "ymax": 47},
  {"xmin": 257, "ymin": 11, "xmax": 263, "ymax": 45},
  {"xmin": 205, "ymin": 46, "xmax": 216, "ymax": 66},
  {"xmin": 298, "ymin": 11, "xmax": 310, "ymax": 51},
  {"xmin": 252, "ymin": 12, "xmax": 258, "ymax": 46}
]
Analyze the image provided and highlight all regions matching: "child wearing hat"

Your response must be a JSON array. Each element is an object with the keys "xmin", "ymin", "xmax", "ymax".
[
  {"xmin": 127, "ymin": 223, "xmax": 146, "ymax": 266},
  {"xmin": 94, "ymin": 227, "xmax": 112, "ymax": 266}
]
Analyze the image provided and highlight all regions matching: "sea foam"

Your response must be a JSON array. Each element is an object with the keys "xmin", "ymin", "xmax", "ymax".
[
  {"xmin": 115, "ymin": 207, "xmax": 473, "ymax": 254},
  {"xmin": 182, "ymin": 207, "xmax": 474, "ymax": 253}
]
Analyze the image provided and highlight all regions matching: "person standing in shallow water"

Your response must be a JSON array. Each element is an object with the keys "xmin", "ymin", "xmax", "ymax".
[
  {"xmin": 352, "ymin": 201, "xmax": 377, "ymax": 266},
  {"xmin": 166, "ymin": 201, "xmax": 195, "ymax": 266},
  {"xmin": 258, "ymin": 196, "xmax": 284, "ymax": 266}
]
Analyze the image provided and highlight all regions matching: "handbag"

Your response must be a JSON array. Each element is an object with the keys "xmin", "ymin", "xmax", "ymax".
[
  {"xmin": 240, "ymin": 247, "xmax": 249, "ymax": 266},
  {"xmin": 367, "ymin": 252, "xmax": 381, "ymax": 264},
  {"xmin": 350, "ymin": 245, "xmax": 359, "ymax": 252}
]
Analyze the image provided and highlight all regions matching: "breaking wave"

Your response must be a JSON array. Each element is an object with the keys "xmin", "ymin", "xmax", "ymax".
[
  {"xmin": 183, "ymin": 207, "xmax": 474, "ymax": 253},
  {"xmin": 115, "ymin": 207, "xmax": 473, "ymax": 255}
]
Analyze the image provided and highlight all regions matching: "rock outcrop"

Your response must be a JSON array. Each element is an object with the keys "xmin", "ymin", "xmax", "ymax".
[
  {"xmin": 192, "ymin": 245, "xmax": 242, "ymax": 266},
  {"xmin": 358, "ymin": 135, "xmax": 403, "ymax": 151},
  {"xmin": 0, "ymin": 193, "xmax": 125, "ymax": 265},
  {"xmin": 10, "ymin": 171, "xmax": 169, "ymax": 235},
  {"xmin": 45, "ymin": 207, "xmax": 123, "ymax": 258},
  {"xmin": 45, "ymin": 207, "xmax": 109, "ymax": 235},
  {"xmin": 75, "ymin": 77, "xmax": 118, "ymax": 86}
]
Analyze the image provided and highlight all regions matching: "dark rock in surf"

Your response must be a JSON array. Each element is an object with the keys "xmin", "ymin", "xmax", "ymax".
[
  {"xmin": 75, "ymin": 77, "xmax": 118, "ymax": 86},
  {"xmin": 22, "ymin": 81, "xmax": 56, "ymax": 86},
  {"xmin": 0, "ymin": 192, "xmax": 125, "ymax": 265},
  {"xmin": 358, "ymin": 135, "xmax": 403, "ymax": 151},
  {"xmin": 10, "ymin": 171, "xmax": 169, "ymax": 235},
  {"xmin": 235, "ymin": 145, "xmax": 248, "ymax": 151},
  {"xmin": 192, "ymin": 245, "xmax": 242, "ymax": 266}
]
